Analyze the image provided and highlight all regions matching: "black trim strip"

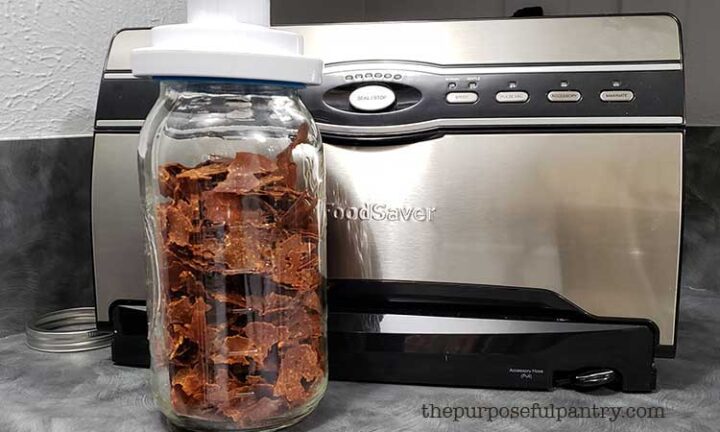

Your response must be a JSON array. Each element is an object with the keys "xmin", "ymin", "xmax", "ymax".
[{"xmin": 327, "ymin": 279, "xmax": 673, "ymax": 357}]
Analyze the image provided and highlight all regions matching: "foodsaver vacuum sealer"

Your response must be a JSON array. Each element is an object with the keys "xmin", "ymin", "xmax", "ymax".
[{"xmin": 93, "ymin": 15, "xmax": 684, "ymax": 392}]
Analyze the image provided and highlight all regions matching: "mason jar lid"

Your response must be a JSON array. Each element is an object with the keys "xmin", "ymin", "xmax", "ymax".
[
  {"xmin": 132, "ymin": 0, "xmax": 323, "ymax": 85},
  {"xmin": 26, "ymin": 308, "xmax": 113, "ymax": 353}
]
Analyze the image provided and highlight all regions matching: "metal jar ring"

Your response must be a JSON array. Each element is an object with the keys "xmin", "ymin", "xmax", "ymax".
[{"xmin": 25, "ymin": 307, "xmax": 113, "ymax": 353}]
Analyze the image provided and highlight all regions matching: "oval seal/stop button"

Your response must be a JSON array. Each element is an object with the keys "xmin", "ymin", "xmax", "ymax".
[{"xmin": 349, "ymin": 85, "xmax": 396, "ymax": 112}]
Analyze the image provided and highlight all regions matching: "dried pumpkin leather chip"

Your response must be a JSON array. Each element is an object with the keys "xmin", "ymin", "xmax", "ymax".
[
  {"xmin": 228, "ymin": 152, "xmax": 278, "ymax": 177},
  {"xmin": 224, "ymin": 226, "xmax": 275, "ymax": 273},
  {"xmin": 191, "ymin": 237, "xmax": 225, "ymax": 265},
  {"xmin": 157, "ymin": 203, "xmax": 170, "ymax": 237},
  {"xmin": 258, "ymin": 186, "xmax": 304, "ymax": 205},
  {"xmin": 252, "ymin": 383, "xmax": 275, "ymax": 399},
  {"xmin": 176, "ymin": 162, "xmax": 230, "ymax": 181},
  {"xmin": 167, "ymin": 204, "xmax": 194, "ymax": 247},
  {"xmin": 171, "ymin": 308, "xmax": 213, "ymax": 349},
  {"xmin": 171, "ymin": 324, "xmax": 191, "ymax": 340},
  {"xmin": 206, "ymin": 323, "xmax": 229, "ymax": 343},
  {"xmin": 273, "ymin": 234, "xmax": 320, "ymax": 290},
  {"xmin": 176, "ymin": 271, "xmax": 205, "ymax": 297},
  {"xmin": 245, "ymin": 375, "xmax": 267, "ymax": 386},
  {"xmin": 211, "ymin": 335, "xmax": 257, "ymax": 365},
  {"xmin": 294, "ymin": 268, "xmax": 321, "ymax": 293},
  {"xmin": 214, "ymin": 330, "xmax": 279, "ymax": 367},
  {"xmin": 273, "ymin": 344, "xmax": 323, "ymax": 404},
  {"xmin": 244, "ymin": 322, "xmax": 290, "ymax": 355},
  {"xmin": 172, "ymin": 365, "xmax": 205, "ymax": 398},
  {"xmin": 214, "ymin": 173, "xmax": 284, "ymax": 195},
  {"xmin": 207, "ymin": 291, "xmax": 247, "ymax": 308},
  {"xmin": 224, "ymin": 336, "xmax": 255, "ymax": 354},
  {"xmin": 202, "ymin": 192, "xmax": 244, "ymax": 226},
  {"xmin": 259, "ymin": 346, "xmax": 281, "ymax": 384},
  {"xmin": 202, "ymin": 192, "xmax": 275, "ymax": 228},
  {"xmin": 171, "ymin": 386, "xmax": 195, "ymax": 415},
  {"xmin": 205, "ymin": 383, "xmax": 254, "ymax": 407},
  {"xmin": 282, "ymin": 265, "xmax": 322, "ymax": 292},
  {"xmin": 265, "ymin": 292, "xmax": 295, "ymax": 311},
  {"xmin": 211, "ymin": 366, "xmax": 274, "ymax": 403},
  {"xmin": 205, "ymin": 365, "xmax": 255, "ymax": 406},
  {"xmin": 165, "ymin": 252, "xmax": 189, "ymax": 289},
  {"xmin": 300, "ymin": 291, "xmax": 322, "ymax": 314},
  {"xmin": 214, "ymin": 174, "xmax": 263, "ymax": 195},
  {"xmin": 159, "ymin": 163, "xmax": 187, "ymax": 198},
  {"xmin": 286, "ymin": 309, "xmax": 323, "ymax": 342},
  {"xmin": 172, "ymin": 322, "xmax": 218, "ymax": 346},
  {"xmin": 169, "ymin": 335, "xmax": 197, "ymax": 364},
  {"xmin": 174, "ymin": 178, "xmax": 209, "ymax": 207},
  {"xmin": 168, "ymin": 243, "xmax": 223, "ymax": 273},
  {"xmin": 246, "ymin": 292, "xmax": 295, "ymax": 316},
  {"xmin": 168, "ymin": 297, "xmax": 194, "ymax": 324},
  {"xmin": 280, "ymin": 193, "xmax": 318, "ymax": 231},
  {"xmin": 276, "ymin": 123, "xmax": 308, "ymax": 188},
  {"xmin": 189, "ymin": 297, "xmax": 210, "ymax": 343},
  {"xmin": 213, "ymin": 152, "xmax": 280, "ymax": 195},
  {"xmin": 223, "ymin": 397, "xmax": 288, "ymax": 427},
  {"xmin": 255, "ymin": 307, "xmax": 321, "ymax": 345}
]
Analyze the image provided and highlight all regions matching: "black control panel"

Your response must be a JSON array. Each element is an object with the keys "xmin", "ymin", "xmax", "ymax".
[
  {"xmin": 95, "ymin": 65, "xmax": 684, "ymax": 134},
  {"xmin": 299, "ymin": 66, "xmax": 685, "ymax": 129}
]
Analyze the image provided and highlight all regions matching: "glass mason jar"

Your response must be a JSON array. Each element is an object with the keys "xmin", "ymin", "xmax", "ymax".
[{"xmin": 138, "ymin": 80, "xmax": 327, "ymax": 432}]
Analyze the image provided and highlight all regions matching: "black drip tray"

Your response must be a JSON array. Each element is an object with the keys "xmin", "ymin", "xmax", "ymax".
[
  {"xmin": 109, "ymin": 304, "xmax": 657, "ymax": 392},
  {"xmin": 328, "ymin": 312, "xmax": 657, "ymax": 392}
]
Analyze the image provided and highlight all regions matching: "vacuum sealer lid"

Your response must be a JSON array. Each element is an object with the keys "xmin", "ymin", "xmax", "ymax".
[{"xmin": 285, "ymin": 15, "xmax": 682, "ymax": 66}]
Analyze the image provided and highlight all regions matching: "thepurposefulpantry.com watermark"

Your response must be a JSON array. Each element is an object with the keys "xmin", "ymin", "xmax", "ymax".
[{"xmin": 421, "ymin": 403, "xmax": 666, "ymax": 423}]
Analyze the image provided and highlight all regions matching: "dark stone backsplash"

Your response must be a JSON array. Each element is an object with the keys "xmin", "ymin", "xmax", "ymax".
[
  {"xmin": 0, "ymin": 137, "xmax": 94, "ymax": 338},
  {"xmin": 683, "ymin": 128, "xmax": 720, "ymax": 293},
  {"xmin": 0, "ymin": 129, "xmax": 718, "ymax": 337}
]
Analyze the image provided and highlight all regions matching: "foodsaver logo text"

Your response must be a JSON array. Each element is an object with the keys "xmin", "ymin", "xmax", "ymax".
[{"xmin": 328, "ymin": 203, "xmax": 437, "ymax": 222}]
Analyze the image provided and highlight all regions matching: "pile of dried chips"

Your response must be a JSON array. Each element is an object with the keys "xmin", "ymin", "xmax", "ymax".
[{"xmin": 156, "ymin": 124, "xmax": 325, "ymax": 427}]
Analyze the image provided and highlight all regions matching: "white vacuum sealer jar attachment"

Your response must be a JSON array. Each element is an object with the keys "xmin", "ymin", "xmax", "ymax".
[{"xmin": 131, "ymin": 0, "xmax": 322, "ymax": 85}]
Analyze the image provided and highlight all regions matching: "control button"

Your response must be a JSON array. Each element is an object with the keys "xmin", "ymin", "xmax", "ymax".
[
  {"xmin": 354, "ymin": 74, "xmax": 364, "ymax": 80},
  {"xmin": 384, "ymin": 73, "xmax": 393, "ymax": 79},
  {"xmin": 548, "ymin": 90, "xmax": 582, "ymax": 103},
  {"xmin": 448, "ymin": 82, "xmax": 457, "ymax": 90},
  {"xmin": 496, "ymin": 91, "xmax": 529, "ymax": 103},
  {"xmin": 374, "ymin": 73, "xmax": 383, "ymax": 79},
  {"xmin": 468, "ymin": 82, "xmax": 478, "ymax": 90},
  {"xmin": 446, "ymin": 92, "xmax": 479, "ymax": 104},
  {"xmin": 394, "ymin": 74, "xmax": 402, "ymax": 80},
  {"xmin": 600, "ymin": 90, "xmax": 635, "ymax": 102},
  {"xmin": 349, "ymin": 85, "xmax": 396, "ymax": 112},
  {"xmin": 365, "ymin": 73, "xmax": 374, "ymax": 79},
  {"xmin": 345, "ymin": 75, "xmax": 354, "ymax": 81}
]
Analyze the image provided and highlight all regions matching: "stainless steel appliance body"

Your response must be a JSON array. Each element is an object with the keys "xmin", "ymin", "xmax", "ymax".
[
  {"xmin": 93, "ymin": 16, "xmax": 683, "ymax": 389},
  {"xmin": 321, "ymin": 132, "xmax": 682, "ymax": 348},
  {"xmin": 290, "ymin": 15, "xmax": 684, "ymax": 354}
]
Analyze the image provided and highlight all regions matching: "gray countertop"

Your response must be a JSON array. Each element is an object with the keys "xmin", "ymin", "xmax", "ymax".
[{"xmin": 1, "ymin": 288, "xmax": 719, "ymax": 432}]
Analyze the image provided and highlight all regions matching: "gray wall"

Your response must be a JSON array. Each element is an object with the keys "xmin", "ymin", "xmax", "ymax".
[{"xmin": 273, "ymin": 0, "xmax": 720, "ymax": 126}]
